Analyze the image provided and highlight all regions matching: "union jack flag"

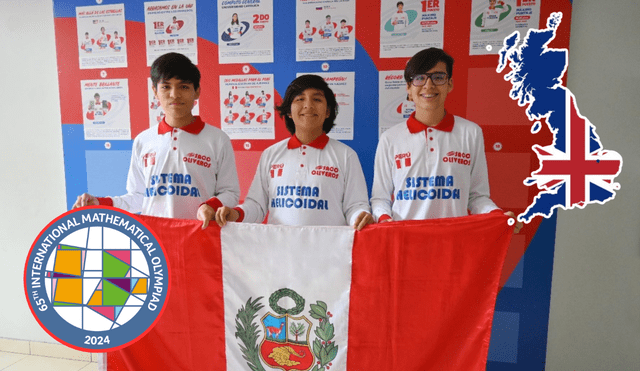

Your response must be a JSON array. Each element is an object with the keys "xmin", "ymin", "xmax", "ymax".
[{"xmin": 519, "ymin": 91, "xmax": 623, "ymax": 222}]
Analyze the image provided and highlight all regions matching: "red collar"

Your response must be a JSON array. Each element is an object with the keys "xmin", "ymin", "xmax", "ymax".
[
  {"xmin": 287, "ymin": 133, "xmax": 330, "ymax": 149},
  {"xmin": 406, "ymin": 112, "xmax": 454, "ymax": 133},
  {"xmin": 158, "ymin": 116, "xmax": 205, "ymax": 135}
]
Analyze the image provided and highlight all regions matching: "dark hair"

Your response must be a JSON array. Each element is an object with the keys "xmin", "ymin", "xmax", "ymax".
[
  {"xmin": 397, "ymin": 1, "xmax": 404, "ymax": 7},
  {"xmin": 404, "ymin": 47, "xmax": 454, "ymax": 84},
  {"xmin": 276, "ymin": 74, "xmax": 338, "ymax": 135},
  {"xmin": 231, "ymin": 13, "xmax": 239, "ymax": 25},
  {"xmin": 151, "ymin": 52, "xmax": 201, "ymax": 90}
]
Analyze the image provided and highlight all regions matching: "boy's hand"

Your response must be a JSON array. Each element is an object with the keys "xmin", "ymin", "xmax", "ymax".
[
  {"xmin": 197, "ymin": 204, "xmax": 216, "ymax": 230},
  {"xmin": 353, "ymin": 211, "xmax": 374, "ymax": 231},
  {"xmin": 214, "ymin": 206, "xmax": 240, "ymax": 227},
  {"xmin": 504, "ymin": 211, "xmax": 523, "ymax": 234},
  {"xmin": 73, "ymin": 193, "xmax": 98, "ymax": 209}
]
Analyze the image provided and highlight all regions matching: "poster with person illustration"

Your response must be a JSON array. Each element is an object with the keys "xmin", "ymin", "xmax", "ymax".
[
  {"xmin": 379, "ymin": 0, "xmax": 444, "ymax": 58},
  {"xmin": 81, "ymin": 79, "xmax": 131, "ymax": 140},
  {"xmin": 219, "ymin": 74, "xmax": 275, "ymax": 140},
  {"xmin": 76, "ymin": 4, "xmax": 127, "ymax": 69},
  {"xmin": 296, "ymin": 0, "xmax": 355, "ymax": 61},
  {"xmin": 378, "ymin": 70, "xmax": 415, "ymax": 136},
  {"xmin": 469, "ymin": 0, "xmax": 540, "ymax": 55},
  {"xmin": 144, "ymin": 0, "xmax": 197, "ymax": 65},
  {"xmin": 218, "ymin": 0, "xmax": 274, "ymax": 64}
]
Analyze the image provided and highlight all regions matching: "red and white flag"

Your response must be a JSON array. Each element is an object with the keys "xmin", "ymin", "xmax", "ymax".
[{"xmin": 108, "ymin": 213, "xmax": 513, "ymax": 370}]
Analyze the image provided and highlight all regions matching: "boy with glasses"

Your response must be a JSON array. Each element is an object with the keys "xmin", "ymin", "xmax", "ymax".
[{"xmin": 371, "ymin": 48, "xmax": 521, "ymax": 232}]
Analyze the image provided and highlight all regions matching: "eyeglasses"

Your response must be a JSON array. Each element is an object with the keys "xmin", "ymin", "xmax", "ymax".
[{"xmin": 411, "ymin": 72, "xmax": 449, "ymax": 86}]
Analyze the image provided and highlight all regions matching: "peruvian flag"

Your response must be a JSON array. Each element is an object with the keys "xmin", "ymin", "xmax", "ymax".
[{"xmin": 108, "ymin": 213, "xmax": 512, "ymax": 370}]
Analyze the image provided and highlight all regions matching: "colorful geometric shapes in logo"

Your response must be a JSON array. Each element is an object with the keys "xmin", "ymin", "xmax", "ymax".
[
  {"xmin": 42, "ymin": 226, "xmax": 151, "ymax": 332},
  {"xmin": 103, "ymin": 279, "xmax": 130, "ymax": 306},
  {"xmin": 103, "ymin": 251, "xmax": 130, "ymax": 277},
  {"xmin": 53, "ymin": 248, "xmax": 82, "ymax": 276},
  {"xmin": 25, "ymin": 207, "xmax": 169, "ymax": 351},
  {"xmin": 87, "ymin": 289, "xmax": 102, "ymax": 306},
  {"xmin": 53, "ymin": 278, "xmax": 82, "ymax": 305},
  {"xmin": 132, "ymin": 278, "xmax": 148, "ymax": 294}
]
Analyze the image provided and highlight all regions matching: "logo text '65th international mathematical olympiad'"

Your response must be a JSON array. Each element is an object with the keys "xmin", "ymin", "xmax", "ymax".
[{"xmin": 24, "ymin": 206, "xmax": 170, "ymax": 352}]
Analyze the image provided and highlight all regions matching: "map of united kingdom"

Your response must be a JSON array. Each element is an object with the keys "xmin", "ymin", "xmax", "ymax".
[{"xmin": 497, "ymin": 12, "xmax": 623, "ymax": 223}]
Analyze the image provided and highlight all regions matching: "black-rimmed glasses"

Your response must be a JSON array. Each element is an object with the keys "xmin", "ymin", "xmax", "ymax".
[{"xmin": 411, "ymin": 72, "xmax": 449, "ymax": 86}]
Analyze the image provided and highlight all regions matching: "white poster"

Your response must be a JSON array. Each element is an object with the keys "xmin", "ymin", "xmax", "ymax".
[
  {"xmin": 380, "ymin": 0, "xmax": 444, "ymax": 58},
  {"xmin": 220, "ymin": 74, "xmax": 275, "ymax": 140},
  {"xmin": 218, "ymin": 0, "xmax": 274, "ymax": 64},
  {"xmin": 296, "ymin": 0, "xmax": 356, "ymax": 61},
  {"xmin": 144, "ymin": 1, "xmax": 197, "ymax": 66},
  {"xmin": 147, "ymin": 78, "xmax": 199, "ymax": 128},
  {"xmin": 76, "ymin": 4, "xmax": 127, "ymax": 69},
  {"xmin": 81, "ymin": 79, "xmax": 131, "ymax": 140},
  {"xmin": 378, "ymin": 70, "xmax": 413, "ymax": 136},
  {"xmin": 298, "ymin": 72, "xmax": 355, "ymax": 141},
  {"xmin": 469, "ymin": 0, "xmax": 541, "ymax": 55}
]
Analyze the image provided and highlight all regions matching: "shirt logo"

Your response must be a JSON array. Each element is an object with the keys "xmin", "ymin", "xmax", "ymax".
[
  {"xmin": 184, "ymin": 153, "xmax": 211, "ymax": 168},
  {"xmin": 24, "ymin": 207, "xmax": 170, "ymax": 352},
  {"xmin": 394, "ymin": 152, "xmax": 412, "ymax": 169},
  {"xmin": 270, "ymin": 163, "xmax": 284, "ymax": 178},
  {"xmin": 311, "ymin": 165, "xmax": 340, "ymax": 179},
  {"xmin": 142, "ymin": 152, "xmax": 156, "ymax": 167},
  {"xmin": 443, "ymin": 151, "xmax": 471, "ymax": 166}
]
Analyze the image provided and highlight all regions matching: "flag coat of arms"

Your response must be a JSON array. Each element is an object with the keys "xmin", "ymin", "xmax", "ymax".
[{"xmin": 108, "ymin": 213, "xmax": 513, "ymax": 370}]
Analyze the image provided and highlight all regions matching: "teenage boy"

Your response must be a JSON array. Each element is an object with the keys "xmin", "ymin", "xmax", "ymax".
[
  {"xmin": 337, "ymin": 20, "xmax": 349, "ymax": 42},
  {"xmin": 303, "ymin": 20, "xmax": 313, "ymax": 43},
  {"xmin": 321, "ymin": 15, "xmax": 334, "ymax": 39},
  {"xmin": 371, "ymin": 47, "xmax": 522, "ymax": 233},
  {"xmin": 81, "ymin": 32, "xmax": 92, "ymax": 52},
  {"xmin": 482, "ymin": 0, "xmax": 507, "ymax": 28},
  {"xmin": 111, "ymin": 31, "xmax": 122, "ymax": 51},
  {"xmin": 391, "ymin": 1, "xmax": 409, "ymax": 31},
  {"xmin": 74, "ymin": 52, "xmax": 240, "ymax": 229},
  {"xmin": 96, "ymin": 27, "xmax": 108, "ymax": 48},
  {"xmin": 215, "ymin": 74, "xmax": 373, "ymax": 230}
]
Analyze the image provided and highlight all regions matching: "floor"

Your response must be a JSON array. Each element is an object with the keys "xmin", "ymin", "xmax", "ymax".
[
  {"xmin": 0, "ymin": 352, "xmax": 97, "ymax": 371},
  {"xmin": 0, "ymin": 339, "xmax": 99, "ymax": 371}
]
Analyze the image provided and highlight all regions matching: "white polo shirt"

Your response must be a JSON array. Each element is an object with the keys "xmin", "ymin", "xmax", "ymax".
[
  {"xmin": 371, "ymin": 112, "xmax": 499, "ymax": 221},
  {"xmin": 391, "ymin": 11, "xmax": 409, "ymax": 30},
  {"xmin": 237, "ymin": 133, "xmax": 371, "ymax": 226},
  {"xmin": 100, "ymin": 116, "xmax": 240, "ymax": 219}
]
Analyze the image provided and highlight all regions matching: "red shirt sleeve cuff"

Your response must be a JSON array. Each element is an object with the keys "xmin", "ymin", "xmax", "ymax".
[
  {"xmin": 378, "ymin": 214, "xmax": 392, "ymax": 222},
  {"xmin": 96, "ymin": 197, "xmax": 113, "ymax": 206},
  {"xmin": 233, "ymin": 207, "xmax": 245, "ymax": 222},
  {"xmin": 203, "ymin": 197, "xmax": 223, "ymax": 212}
]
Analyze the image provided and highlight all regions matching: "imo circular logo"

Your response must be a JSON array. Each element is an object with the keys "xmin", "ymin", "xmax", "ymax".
[{"xmin": 24, "ymin": 206, "xmax": 170, "ymax": 352}]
